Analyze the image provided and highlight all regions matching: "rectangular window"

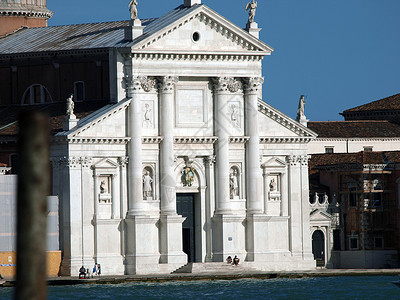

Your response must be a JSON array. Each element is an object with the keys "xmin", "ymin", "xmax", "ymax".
[
  {"xmin": 325, "ymin": 147, "xmax": 334, "ymax": 154},
  {"xmin": 333, "ymin": 229, "xmax": 341, "ymax": 251},
  {"xmin": 364, "ymin": 147, "xmax": 373, "ymax": 152},
  {"xmin": 349, "ymin": 193, "xmax": 357, "ymax": 207},
  {"xmin": 74, "ymin": 81, "xmax": 85, "ymax": 101}
]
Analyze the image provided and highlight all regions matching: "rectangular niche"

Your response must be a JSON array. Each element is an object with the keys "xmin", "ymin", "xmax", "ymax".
[{"xmin": 176, "ymin": 86, "xmax": 207, "ymax": 127}]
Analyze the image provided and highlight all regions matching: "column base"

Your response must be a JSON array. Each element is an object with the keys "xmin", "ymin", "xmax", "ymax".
[
  {"xmin": 212, "ymin": 214, "xmax": 246, "ymax": 262},
  {"xmin": 159, "ymin": 214, "xmax": 187, "ymax": 270},
  {"xmin": 124, "ymin": 215, "xmax": 160, "ymax": 275}
]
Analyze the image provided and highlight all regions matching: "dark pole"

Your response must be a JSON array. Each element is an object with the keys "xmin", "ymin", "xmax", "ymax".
[{"xmin": 15, "ymin": 111, "xmax": 50, "ymax": 300}]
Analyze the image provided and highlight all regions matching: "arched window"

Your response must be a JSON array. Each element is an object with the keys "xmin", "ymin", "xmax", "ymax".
[
  {"xmin": 74, "ymin": 81, "xmax": 85, "ymax": 101},
  {"xmin": 21, "ymin": 84, "xmax": 52, "ymax": 105}
]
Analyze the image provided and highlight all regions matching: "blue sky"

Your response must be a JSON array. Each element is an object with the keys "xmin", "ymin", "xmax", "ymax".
[{"xmin": 47, "ymin": 0, "xmax": 400, "ymax": 121}]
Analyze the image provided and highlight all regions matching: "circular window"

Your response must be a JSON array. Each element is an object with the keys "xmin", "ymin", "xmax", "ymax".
[{"xmin": 192, "ymin": 31, "xmax": 200, "ymax": 42}]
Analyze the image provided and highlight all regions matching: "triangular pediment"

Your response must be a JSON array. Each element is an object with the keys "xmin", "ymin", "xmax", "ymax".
[
  {"xmin": 310, "ymin": 209, "xmax": 332, "ymax": 221},
  {"xmin": 263, "ymin": 157, "xmax": 286, "ymax": 168},
  {"xmin": 132, "ymin": 5, "xmax": 273, "ymax": 54},
  {"xmin": 93, "ymin": 158, "xmax": 119, "ymax": 169},
  {"xmin": 258, "ymin": 99, "xmax": 318, "ymax": 141}
]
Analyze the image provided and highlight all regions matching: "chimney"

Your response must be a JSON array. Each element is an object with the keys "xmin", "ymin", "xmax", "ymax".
[{"xmin": 184, "ymin": 0, "xmax": 201, "ymax": 7}]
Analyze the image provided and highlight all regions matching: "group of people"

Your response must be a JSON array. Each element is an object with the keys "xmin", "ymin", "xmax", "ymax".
[
  {"xmin": 79, "ymin": 263, "xmax": 101, "ymax": 279},
  {"xmin": 226, "ymin": 255, "xmax": 240, "ymax": 266}
]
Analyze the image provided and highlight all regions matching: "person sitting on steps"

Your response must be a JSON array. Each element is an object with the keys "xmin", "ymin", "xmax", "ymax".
[
  {"xmin": 79, "ymin": 266, "xmax": 86, "ymax": 279},
  {"xmin": 226, "ymin": 256, "xmax": 232, "ymax": 264},
  {"xmin": 233, "ymin": 256, "xmax": 240, "ymax": 266}
]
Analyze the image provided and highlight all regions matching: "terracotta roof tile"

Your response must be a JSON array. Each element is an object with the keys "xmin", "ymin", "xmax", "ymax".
[
  {"xmin": 307, "ymin": 120, "xmax": 400, "ymax": 138},
  {"xmin": 310, "ymin": 151, "xmax": 400, "ymax": 170},
  {"xmin": 342, "ymin": 93, "xmax": 400, "ymax": 113}
]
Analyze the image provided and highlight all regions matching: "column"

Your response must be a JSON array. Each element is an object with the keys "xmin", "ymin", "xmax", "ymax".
[
  {"xmin": 263, "ymin": 169, "xmax": 269, "ymax": 214},
  {"xmin": 118, "ymin": 157, "xmax": 128, "ymax": 218},
  {"xmin": 204, "ymin": 156, "xmax": 216, "ymax": 262},
  {"xmin": 126, "ymin": 74, "xmax": 144, "ymax": 215},
  {"xmin": 158, "ymin": 76, "xmax": 187, "ymax": 269},
  {"xmin": 280, "ymin": 171, "xmax": 288, "ymax": 216},
  {"xmin": 214, "ymin": 77, "xmax": 233, "ymax": 214},
  {"xmin": 111, "ymin": 174, "xmax": 119, "ymax": 219},
  {"xmin": 160, "ymin": 76, "xmax": 179, "ymax": 215},
  {"xmin": 300, "ymin": 155, "xmax": 314, "ymax": 260},
  {"xmin": 287, "ymin": 155, "xmax": 302, "ymax": 256},
  {"xmin": 245, "ymin": 77, "xmax": 264, "ymax": 213}
]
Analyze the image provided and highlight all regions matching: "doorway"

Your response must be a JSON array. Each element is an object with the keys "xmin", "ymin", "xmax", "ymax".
[
  {"xmin": 312, "ymin": 230, "xmax": 325, "ymax": 267},
  {"xmin": 176, "ymin": 193, "xmax": 195, "ymax": 262}
]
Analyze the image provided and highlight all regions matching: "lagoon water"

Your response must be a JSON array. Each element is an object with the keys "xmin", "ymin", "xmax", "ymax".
[{"xmin": 1, "ymin": 276, "xmax": 399, "ymax": 299}]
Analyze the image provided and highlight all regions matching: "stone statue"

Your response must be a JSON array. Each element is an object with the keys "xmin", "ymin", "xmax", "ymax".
[
  {"xmin": 143, "ymin": 170, "xmax": 153, "ymax": 198},
  {"xmin": 245, "ymin": 0, "xmax": 257, "ymax": 23},
  {"xmin": 66, "ymin": 94, "xmax": 74, "ymax": 116},
  {"xmin": 230, "ymin": 169, "xmax": 239, "ymax": 198},
  {"xmin": 230, "ymin": 104, "xmax": 239, "ymax": 127},
  {"xmin": 296, "ymin": 95, "xmax": 306, "ymax": 121},
  {"xmin": 269, "ymin": 178, "xmax": 277, "ymax": 191},
  {"xmin": 129, "ymin": 0, "xmax": 138, "ymax": 20},
  {"xmin": 100, "ymin": 180, "xmax": 107, "ymax": 194}
]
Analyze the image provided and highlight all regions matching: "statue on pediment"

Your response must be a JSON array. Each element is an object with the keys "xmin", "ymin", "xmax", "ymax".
[
  {"xmin": 296, "ymin": 95, "xmax": 306, "ymax": 121},
  {"xmin": 129, "ymin": 0, "xmax": 138, "ymax": 20},
  {"xmin": 66, "ymin": 94, "xmax": 74, "ymax": 116},
  {"xmin": 245, "ymin": 0, "xmax": 257, "ymax": 23}
]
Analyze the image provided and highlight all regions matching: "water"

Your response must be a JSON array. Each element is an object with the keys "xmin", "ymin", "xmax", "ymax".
[{"xmin": 0, "ymin": 276, "xmax": 399, "ymax": 299}]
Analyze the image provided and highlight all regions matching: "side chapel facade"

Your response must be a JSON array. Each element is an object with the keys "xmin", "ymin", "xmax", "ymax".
[{"xmin": 0, "ymin": 0, "xmax": 317, "ymax": 275}]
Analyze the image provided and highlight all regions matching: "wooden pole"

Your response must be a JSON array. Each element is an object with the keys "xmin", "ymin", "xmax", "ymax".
[{"xmin": 15, "ymin": 111, "xmax": 50, "ymax": 300}]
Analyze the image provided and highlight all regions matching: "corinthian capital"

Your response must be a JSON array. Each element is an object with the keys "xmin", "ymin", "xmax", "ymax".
[
  {"xmin": 244, "ymin": 77, "xmax": 264, "ymax": 93},
  {"xmin": 160, "ymin": 76, "xmax": 179, "ymax": 92},
  {"xmin": 213, "ymin": 77, "xmax": 242, "ymax": 93}
]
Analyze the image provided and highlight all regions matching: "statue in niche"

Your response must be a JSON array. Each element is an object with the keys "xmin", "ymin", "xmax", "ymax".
[
  {"xmin": 66, "ymin": 94, "xmax": 74, "ymax": 116},
  {"xmin": 269, "ymin": 178, "xmax": 277, "ymax": 191},
  {"xmin": 100, "ymin": 180, "xmax": 107, "ymax": 194},
  {"xmin": 143, "ymin": 170, "xmax": 153, "ymax": 198},
  {"xmin": 245, "ymin": 0, "xmax": 258, "ymax": 24},
  {"xmin": 129, "ymin": 0, "xmax": 138, "ymax": 20},
  {"xmin": 143, "ymin": 103, "xmax": 152, "ymax": 128},
  {"xmin": 296, "ymin": 95, "xmax": 306, "ymax": 121},
  {"xmin": 230, "ymin": 104, "xmax": 239, "ymax": 128},
  {"xmin": 230, "ymin": 169, "xmax": 239, "ymax": 198},
  {"xmin": 181, "ymin": 166, "xmax": 195, "ymax": 187}
]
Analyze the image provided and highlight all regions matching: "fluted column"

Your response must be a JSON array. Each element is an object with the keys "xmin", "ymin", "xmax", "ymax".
[
  {"xmin": 126, "ymin": 75, "xmax": 144, "ymax": 215},
  {"xmin": 281, "ymin": 171, "xmax": 288, "ymax": 216},
  {"xmin": 214, "ymin": 77, "xmax": 236, "ymax": 214},
  {"xmin": 263, "ymin": 169, "xmax": 269, "ymax": 214},
  {"xmin": 93, "ymin": 174, "xmax": 99, "ymax": 218},
  {"xmin": 159, "ymin": 76, "xmax": 179, "ymax": 215},
  {"xmin": 111, "ymin": 174, "xmax": 119, "ymax": 219},
  {"xmin": 245, "ymin": 77, "xmax": 264, "ymax": 213}
]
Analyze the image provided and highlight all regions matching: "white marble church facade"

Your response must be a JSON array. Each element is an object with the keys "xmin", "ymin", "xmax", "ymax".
[{"xmin": 51, "ymin": 0, "xmax": 317, "ymax": 275}]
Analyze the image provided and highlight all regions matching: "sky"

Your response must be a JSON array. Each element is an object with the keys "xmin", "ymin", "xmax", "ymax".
[{"xmin": 47, "ymin": 0, "xmax": 400, "ymax": 121}]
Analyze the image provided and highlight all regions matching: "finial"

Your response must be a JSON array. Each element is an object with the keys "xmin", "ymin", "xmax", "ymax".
[{"xmin": 129, "ymin": 0, "xmax": 138, "ymax": 21}]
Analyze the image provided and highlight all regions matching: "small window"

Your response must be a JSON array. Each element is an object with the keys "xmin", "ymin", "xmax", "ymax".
[
  {"xmin": 364, "ymin": 147, "xmax": 373, "ymax": 152},
  {"xmin": 349, "ymin": 193, "xmax": 358, "ymax": 207},
  {"xmin": 74, "ymin": 81, "xmax": 85, "ymax": 101},
  {"xmin": 22, "ymin": 84, "xmax": 52, "ymax": 105},
  {"xmin": 349, "ymin": 236, "xmax": 359, "ymax": 250},
  {"xmin": 325, "ymin": 147, "xmax": 334, "ymax": 154},
  {"xmin": 192, "ymin": 31, "xmax": 200, "ymax": 42}
]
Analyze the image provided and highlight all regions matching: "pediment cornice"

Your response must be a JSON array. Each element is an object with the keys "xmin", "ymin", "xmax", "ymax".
[
  {"xmin": 131, "ymin": 5, "xmax": 273, "ymax": 55},
  {"xmin": 258, "ymin": 99, "xmax": 317, "ymax": 139}
]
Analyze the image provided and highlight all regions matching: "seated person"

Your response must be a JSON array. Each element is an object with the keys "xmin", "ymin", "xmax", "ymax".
[
  {"xmin": 79, "ymin": 266, "xmax": 86, "ymax": 279},
  {"xmin": 233, "ymin": 256, "xmax": 240, "ymax": 265},
  {"xmin": 226, "ymin": 256, "xmax": 232, "ymax": 264}
]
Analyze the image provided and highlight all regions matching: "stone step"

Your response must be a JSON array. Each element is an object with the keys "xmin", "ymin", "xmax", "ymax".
[{"xmin": 172, "ymin": 262, "xmax": 259, "ymax": 274}]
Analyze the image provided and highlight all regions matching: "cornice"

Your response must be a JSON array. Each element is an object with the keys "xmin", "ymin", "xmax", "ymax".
[
  {"xmin": 132, "ymin": 51, "xmax": 263, "ymax": 62},
  {"xmin": 0, "ymin": 49, "xmax": 109, "ymax": 60},
  {"xmin": 143, "ymin": 136, "xmax": 163, "ymax": 144},
  {"xmin": 229, "ymin": 136, "xmax": 249, "ymax": 143},
  {"xmin": 314, "ymin": 137, "xmax": 400, "ymax": 142},
  {"xmin": 0, "ymin": 8, "xmax": 53, "ymax": 19},
  {"xmin": 133, "ymin": 7, "xmax": 272, "ymax": 54},
  {"xmin": 174, "ymin": 136, "xmax": 218, "ymax": 144},
  {"xmin": 64, "ymin": 137, "xmax": 130, "ymax": 144},
  {"xmin": 260, "ymin": 137, "xmax": 312, "ymax": 144}
]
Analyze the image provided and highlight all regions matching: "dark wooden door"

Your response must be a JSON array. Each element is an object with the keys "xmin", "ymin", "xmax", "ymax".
[{"xmin": 176, "ymin": 193, "xmax": 195, "ymax": 262}]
